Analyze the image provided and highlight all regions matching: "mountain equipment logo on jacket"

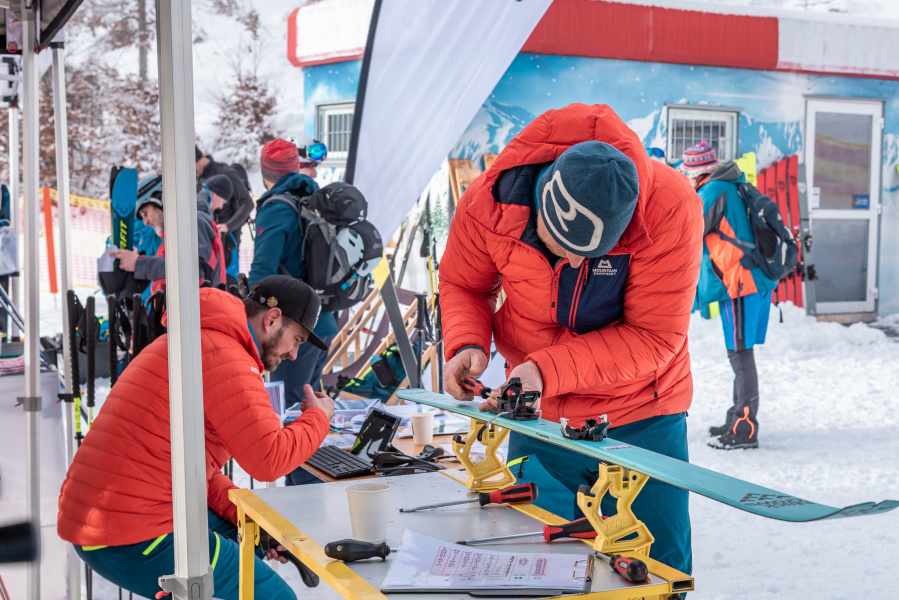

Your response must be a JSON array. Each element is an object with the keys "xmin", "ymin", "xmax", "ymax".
[{"xmin": 592, "ymin": 259, "xmax": 618, "ymax": 276}]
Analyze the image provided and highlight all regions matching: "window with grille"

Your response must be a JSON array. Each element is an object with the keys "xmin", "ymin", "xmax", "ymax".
[
  {"xmin": 666, "ymin": 106, "xmax": 739, "ymax": 165},
  {"xmin": 316, "ymin": 102, "xmax": 355, "ymax": 161}
]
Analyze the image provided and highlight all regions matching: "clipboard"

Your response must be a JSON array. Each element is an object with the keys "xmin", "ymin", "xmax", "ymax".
[{"xmin": 380, "ymin": 531, "xmax": 594, "ymax": 595}]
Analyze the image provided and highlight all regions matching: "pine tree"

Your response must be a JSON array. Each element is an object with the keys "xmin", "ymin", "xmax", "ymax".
[{"xmin": 212, "ymin": 8, "xmax": 279, "ymax": 170}]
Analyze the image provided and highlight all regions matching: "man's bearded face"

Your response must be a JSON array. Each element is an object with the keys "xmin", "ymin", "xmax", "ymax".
[{"xmin": 259, "ymin": 322, "xmax": 291, "ymax": 372}]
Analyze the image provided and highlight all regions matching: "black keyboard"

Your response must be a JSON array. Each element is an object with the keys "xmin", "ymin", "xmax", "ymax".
[{"xmin": 305, "ymin": 445, "xmax": 373, "ymax": 479}]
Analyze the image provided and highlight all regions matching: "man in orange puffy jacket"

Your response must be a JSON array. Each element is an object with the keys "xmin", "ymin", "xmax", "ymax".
[
  {"xmin": 440, "ymin": 104, "xmax": 703, "ymax": 575},
  {"xmin": 57, "ymin": 275, "xmax": 335, "ymax": 600}
]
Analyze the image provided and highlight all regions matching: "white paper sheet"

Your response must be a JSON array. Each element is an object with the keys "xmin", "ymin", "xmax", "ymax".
[{"xmin": 380, "ymin": 530, "xmax": 592, "ymax": 593}]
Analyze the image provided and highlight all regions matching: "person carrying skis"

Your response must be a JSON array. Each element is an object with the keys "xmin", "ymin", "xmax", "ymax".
[
  {"xmin": 112, "ymin": 188, "xmax": 225, "ymax": 293},
  {"xmin": 439, "ymin": 103, "xmax": 703, "ymax": 576},
  {"xmin": 57, "ymin": 275, "xmax": 336, "ymax": 600},
  {"xmin": 248, "ymin": 137, "xmax": 336, "ymax": 486},
  {"xmin": 679, "ymin": 142, "xmax": 778, "ymax": 450}
]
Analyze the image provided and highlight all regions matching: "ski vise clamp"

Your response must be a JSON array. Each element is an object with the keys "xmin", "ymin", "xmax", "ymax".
[
  {"xmin": 452, "ymin": 419, "xmax": 515, "ymax": 492},
  {"xmin": 561, "ymin": 415, "xmax": 610, "ymax": 442},
  {"xmin": 577, "ymin": 463, "xmax": 654, "ymax": 557}
]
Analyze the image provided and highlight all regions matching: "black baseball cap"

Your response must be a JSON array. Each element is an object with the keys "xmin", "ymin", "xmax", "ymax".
[{"xmin": 247, "ymin": 275, "xmax": 328, "ymax": 350}]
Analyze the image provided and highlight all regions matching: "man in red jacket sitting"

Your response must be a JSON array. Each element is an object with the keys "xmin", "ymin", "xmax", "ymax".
[
  {"xmin": 57, "ymin": 275, "xmax": 334, "ymax": 600},
  {"xmin": 439, "ymin": 104, "xmax": 703, "ymax": 576}
]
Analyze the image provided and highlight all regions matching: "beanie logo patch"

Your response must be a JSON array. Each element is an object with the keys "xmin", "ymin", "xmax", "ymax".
[{"xmin": 541, "ymin": 171, "xmax": 604, "ymax": 254}]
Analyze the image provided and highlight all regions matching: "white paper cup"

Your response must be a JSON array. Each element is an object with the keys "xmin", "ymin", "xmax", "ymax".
[
  {"xmin": 346, "ymin": 482, "xmax": 391, "ymax": 542},
  {"xmin": 410, "ymin": 412, "xmax": 435, "ymax": 445}
]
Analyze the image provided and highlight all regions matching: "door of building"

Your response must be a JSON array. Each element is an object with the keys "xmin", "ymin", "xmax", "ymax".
[{"xmin": 804, "ymin": 98, "xmax": 882, "ymax": 316}]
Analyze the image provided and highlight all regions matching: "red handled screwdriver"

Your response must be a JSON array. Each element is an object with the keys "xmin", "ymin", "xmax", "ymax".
[
  {"xmin": 399, "ymin": 482, "xmax": 537, "ymax": 513},
  {"xmin": 609, "ymin": 555, "xmax": 649, "ymax": 583},
  {"xmin": 456, "ymin": 517, "xmax": 597, "ymax": 545},
  {"xmin": 461, "ymin": 377, "xmax": 492, "ymax": 399}
]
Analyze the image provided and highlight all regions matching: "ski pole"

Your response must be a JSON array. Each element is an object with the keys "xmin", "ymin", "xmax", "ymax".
[
  {"xmin": 66, "ymin": 290, "xmax": 83, "ymax": 446},
  {"xmin": 456, "ymin": 517, "xmax": 597, "ymax": 546},
  {"xmin": 435, "ymin": 293, "xmax": 444, "ymax": 394},
  {"xmin": 399, "ymin": 482, "xmax": 537, "ymax": 513},
  {"xmin": 131, "ymin": 293, "xmax": 143, "ymax": 356},
  {"xmin": 107, "ymin": 294, "xmax": 118, "ymax": 388},
  {"xmin": 85, "ymin": 296, "xmax": 97, "ymax": 426}
]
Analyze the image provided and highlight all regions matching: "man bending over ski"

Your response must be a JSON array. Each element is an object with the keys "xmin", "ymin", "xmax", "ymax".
[
  {"xmin": 57, "ymin": 275, "xmax": 335, "ymax": 600},
  {"xmin": 439, "ymin": 103, "xmax": 703, "ymax": 576}
]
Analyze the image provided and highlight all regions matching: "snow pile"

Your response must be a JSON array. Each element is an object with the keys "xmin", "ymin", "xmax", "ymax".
[{"xmin": 688, "ymin": 302, "xmax": 899, "ymax": 598}]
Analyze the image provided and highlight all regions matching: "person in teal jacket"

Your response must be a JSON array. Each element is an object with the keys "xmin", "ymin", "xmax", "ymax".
[
  {"xmin": 680, "ymin": 142, "xmax": 777, "ymax": 450},
  {"xmin": 249, "ymin": 138, "xmax": 337, "ymax": 485}
]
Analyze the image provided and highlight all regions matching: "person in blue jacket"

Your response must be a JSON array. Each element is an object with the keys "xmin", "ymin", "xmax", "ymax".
[
  {"xmin": 249, "ymin": 137, "xmax": 336, "ymax": 485},
  {"xmin": 680, "ymin": 142, "xmax": 778, "ymax": 450}
]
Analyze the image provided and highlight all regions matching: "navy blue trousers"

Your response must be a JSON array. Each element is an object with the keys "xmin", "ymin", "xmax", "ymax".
[
  {"xmin": 74, "ymin": 510, "xmax": 295, "ymax": 600},
  {"xmin": 508, "ymin": 412, "xmax": 693, "ymax": 575}
]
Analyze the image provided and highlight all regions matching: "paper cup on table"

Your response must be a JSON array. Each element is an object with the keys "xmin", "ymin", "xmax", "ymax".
[
  {"xmin": 346, "ymin": 482, "xmax": 391, "ymax": 543},
  {"xmin": 410, "ymin": 412, "xmax": 435, "ymax": 445}
]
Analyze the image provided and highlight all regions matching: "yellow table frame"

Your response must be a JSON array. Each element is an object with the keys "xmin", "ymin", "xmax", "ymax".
[{"xmin": 230, "ymin": 472, "xmax": 692, "ymax": 600}]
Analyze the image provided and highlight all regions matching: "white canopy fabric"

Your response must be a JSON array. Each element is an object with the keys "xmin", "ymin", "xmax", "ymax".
[{"xmin": 345, "ymin": 0, "xmax": 553, "ymax": 239}]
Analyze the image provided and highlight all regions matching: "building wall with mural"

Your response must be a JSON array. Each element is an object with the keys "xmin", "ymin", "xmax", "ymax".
[{"xmin": 299, "ymin": 52, "xmax": 899, "ymax": 316}]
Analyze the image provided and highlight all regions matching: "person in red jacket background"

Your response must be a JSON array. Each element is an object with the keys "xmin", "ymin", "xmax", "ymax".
[
  {"xmin": 57, "ymin": 276, "xmax": 335, "ymax": 600},
  {"xmin": 439, "ymin": 104, "xmax": 703, "ymax": 576}
]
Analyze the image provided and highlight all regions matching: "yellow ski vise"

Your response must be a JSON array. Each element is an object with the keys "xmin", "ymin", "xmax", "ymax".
[
  {"xmin": 576, "ymin": 463, "xmax": 654, "ymax": 557},
  {"xmin": 451, "ymin": 417, "xmax": 515, "ymax": 492}
]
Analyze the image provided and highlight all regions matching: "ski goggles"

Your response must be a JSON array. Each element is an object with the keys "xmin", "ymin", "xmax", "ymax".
[
  {"xmin": 646, "ymin": 147, "xmax": 665, "ymax": 158},
  {"xmin": 299, "ymin": 142, "xmax": 328, "ymax": 163}
]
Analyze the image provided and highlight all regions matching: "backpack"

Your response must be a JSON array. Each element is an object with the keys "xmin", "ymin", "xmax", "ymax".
[
  {"xmin": 261, "ymin": 182, "xmax": 383, "ymax": 312},
  {"xmin": 709, "ymin": 183, "xmax": 799, "ymax": 282},
  {"xmin": 230, "ymin": 163, "xmax": 252, "ymax": 194}
]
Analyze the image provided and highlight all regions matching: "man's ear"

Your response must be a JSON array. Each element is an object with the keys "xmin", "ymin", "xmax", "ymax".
[{"xmin": 264, "ymin": 307, "xmax": 282, "ymax": 332}]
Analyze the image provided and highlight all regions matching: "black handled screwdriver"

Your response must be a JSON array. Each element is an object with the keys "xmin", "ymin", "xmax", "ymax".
[
  {"xmin": 400, "ymin": 482, "xmax": 538, "ymax": 513},
  {"xmin": 324, "ymin": 539, "xmax": 397, "ymax": 562},
  {"xmin": 457, "ymin": 517, "xmax": 597, "ymax": 545}
]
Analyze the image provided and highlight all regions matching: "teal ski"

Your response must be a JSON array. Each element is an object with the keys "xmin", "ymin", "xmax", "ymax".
[
  {"xmin": 110, "ymin": 167, "xmax": 138, "ymax": 269},
  {"xmin": 397, "ymin": 389, "xmax": 898, "ymax": 522}
]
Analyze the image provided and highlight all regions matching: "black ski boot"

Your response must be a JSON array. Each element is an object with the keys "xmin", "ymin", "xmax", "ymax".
[
  {"xmin": 709, "ymin": 408, "xmax": 758, "ymax": 450},
  {"xmin": 708, "ymin": 423, "xmax": 729, "ymax": 437},
  {"xmin": 709, "ymin": 428, "xmax": 759, "ymax": 450}
]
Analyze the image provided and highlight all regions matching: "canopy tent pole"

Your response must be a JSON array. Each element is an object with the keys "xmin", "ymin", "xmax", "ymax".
[
  {"xmin": 20, "ymin": 8, "xmax": 42, "ymax": 600},
  {"xmin": 154, "ymin": 0, "xmax": 213, "ymax": 598},
  {"xmin": 8, "ymin": 97, "xmax": 20, "ymax": 340},
  {"xmin": 51, "ymin": 37, "xmax": 82, "ymax": 600}
]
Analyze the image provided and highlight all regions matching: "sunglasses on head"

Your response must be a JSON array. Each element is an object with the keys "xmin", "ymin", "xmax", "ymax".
[{"xmin": 299, "ymin": 142, "xmax": 328, "ymax": 162}]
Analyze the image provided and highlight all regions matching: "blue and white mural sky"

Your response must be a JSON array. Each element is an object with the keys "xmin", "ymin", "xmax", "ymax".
[{"xmin": 303, "ymin": 54, "xmax": 899, "ymax": 315}]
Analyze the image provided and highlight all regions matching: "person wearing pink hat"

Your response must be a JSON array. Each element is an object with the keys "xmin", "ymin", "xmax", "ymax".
[{"xmin": 680, "ymin": 142, "xmax": 778, "ymax": 450}]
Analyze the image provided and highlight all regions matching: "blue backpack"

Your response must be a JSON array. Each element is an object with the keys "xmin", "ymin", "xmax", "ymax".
[{"xmin": 710, "ymin": 183, "xmax": 799, "ymax": 282}]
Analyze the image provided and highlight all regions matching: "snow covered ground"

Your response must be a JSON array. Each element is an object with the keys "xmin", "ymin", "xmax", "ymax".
[{"xmin": 24, "ymin": 282, "xmax": 897, "ymax": 599}]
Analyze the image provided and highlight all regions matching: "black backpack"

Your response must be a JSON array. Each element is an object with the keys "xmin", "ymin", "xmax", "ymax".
[
  {"xmin": 261, "ymin": 182, "xmax": 383, "ymax": 312},
  {"xmin": 708, "ymin": 183, "xmax": 799, "ymax": 282},
  {"xmin": 230, "ymin": 163, "xmax": 252, "ymax": 194}
]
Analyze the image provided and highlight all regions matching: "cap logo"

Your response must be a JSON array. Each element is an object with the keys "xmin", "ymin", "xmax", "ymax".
[
  {"xmin": 541, "ymin": 170, "xmax": 604, "ymax": 253},
  {"xmin": 266, "ymin": 296, "xmax": 278, "ymax": 308}
]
